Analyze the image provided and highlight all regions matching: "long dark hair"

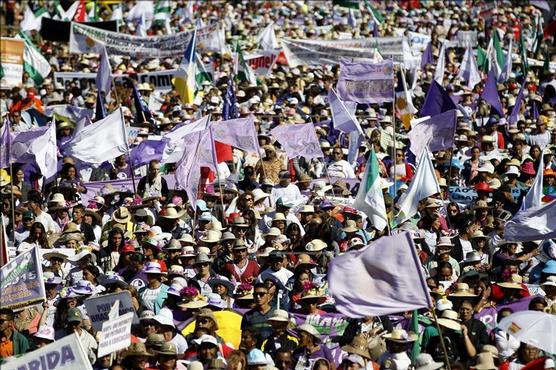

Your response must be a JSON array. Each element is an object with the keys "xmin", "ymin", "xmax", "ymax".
[{"xmin": 25, "ymin": 222, "xmax": 49, "ymax": 248}]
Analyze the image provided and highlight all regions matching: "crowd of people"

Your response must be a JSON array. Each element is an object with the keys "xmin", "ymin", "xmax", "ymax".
[{"xmin": 1, "ymin": 1, "xmax": 556, "ymax": 370}]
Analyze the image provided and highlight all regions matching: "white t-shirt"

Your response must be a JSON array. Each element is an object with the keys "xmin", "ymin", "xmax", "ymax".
[
  {"xmin": 34, "ymin": 211, "xmax": 61, "ymax": 234},
  {"xmin": 140, "ymin": 285, "xmax": 162, "ymax": 311}
]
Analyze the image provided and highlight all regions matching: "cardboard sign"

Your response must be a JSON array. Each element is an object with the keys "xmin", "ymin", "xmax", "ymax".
[
  {"xmin": 97, "ymin": 311, "xmax": 134, "ymax": 357},
  {"xmin": 0, "ymin": 38, "xmax": 25, "ymax": 89},
  {"xmin": 448, "ymin": 186, "xmax": 478, "ymax": 205},
  {"xmin": 1, "ymin": 247, "xmax": 45, "ymax": 310},
  {"xmin": 84, "ymin": 291, "xmax": 138, "ymax": 331}
]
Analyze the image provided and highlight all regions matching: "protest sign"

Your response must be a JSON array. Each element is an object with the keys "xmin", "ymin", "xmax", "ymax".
[
  {"xmin": 97, "ymin": 311, "xmax": 134, "ymax": 357},
  {"xmin": 245, "ymin": 51, "xmax": 278, "ymax": 75},
  {"xmin": 69, "ymin": 22, "xmax": 219, "ymax": 58},
  {"xmin": 84, "ymin": 291, "xmax": 139, "ymax": 331},
  {"xmin": 0, "ymin": 246, "xmax": 45, "ymax": 310},
  {"xmin": 137, "ymin": 69, "xmax": 177, "ymax": 90},
  {"xmin": 2, "ymin": 333, "xmax": 93, "ymax": 370},
  {"xmin": 407, "ymin": 31, "xmax": 431, "ymax": 51},
  {"xmin": 337, "ymin": 59, "xmax": 394, "ymax": 103},
  {"xmin": 54, "ymin": 72, "xmax": 127, "ymax": 91},
  {"xmin": 448, "ymin": 186, "xmax": 478, "ymax": 205},
  {"xmin": 292, "ymin": 312, "xmax": 349, "ymax": 337},
  {"xmin": 457, "ymin": 31, "xmax": 478, "ymax": 47},
  {"xmin": 475, "ymin": 295, "xmax": 537, "ymax": 332},
  {"xmin": 282, "ymin": 37, "xmax": 412, "ymax": 67},
  {"xmin": 0, "ymin": 38, "xmax": 25, "ymax": 89}
]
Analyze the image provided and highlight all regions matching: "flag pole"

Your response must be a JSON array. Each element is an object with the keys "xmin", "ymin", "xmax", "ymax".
[
  {"xmin": 429, "ymin": 308, "xmax": 452, "ymax": 370},
  {"xmin": 9, "ymin": 163, "xmax": 16, "ymax": 245},
  {"xmin": 120, "ymin": 107, "xmax": 138, "ymax": 195},
  {"xmin": 392, "ymin": 61, "xmax": 397, "ymax": 196}
]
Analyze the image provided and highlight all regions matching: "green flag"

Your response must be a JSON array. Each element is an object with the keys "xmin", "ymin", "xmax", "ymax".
[
  {"xmin": 519, "ymin": 33, "xmax": 529, "ymax": 77},
  {"xmin": 364, "ymin": 0, "xmax": 384, "ymax": 25},
  {"xmin": 476, "ymin": 46, "xmax": 488, "ymax": 72},
  {"xmin": 236, "ymin": 45, "xmax": 257, "ymax": 86},
  {"xmin": 492, "ymin": 29, "xmax": 506, "ymax": 70},
  {"xmin": 17, "ymin": 31, "xmax": 51, "ymax": 86},
  {"xmin": 332, "ymin": 0, "xmax": 360, "ymax": 9},
  {"xmin": 153, "ymin": 0, "xmax": 171, "ymax": 26},
  {"xmin": 410, "ymin": 310, "xmax": 421, "ymax": 362},
  {"xmin": 0, "ymin": 64, "xmax": 4, "ymax": 79}
]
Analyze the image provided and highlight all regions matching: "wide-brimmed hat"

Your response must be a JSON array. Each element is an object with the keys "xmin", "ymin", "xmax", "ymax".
[
  {"xmin": 342, "ymin": 334, "xmax": 372, "ymax": 359},
  {"xmin": 144, "ymin": 262, "xmax": 164, "ymax": 275},
  {"xmin": 263, "ymin": 227, "xmax": 281, "ymax": 237},
  {"xmin": 252, "ymin": 188, "xmax": 270, "ymax": 203},
  {"xmin": 133, "ymin": 208, "xmax": 155, "ymax": 225},
  {"xmin": 43, "ymin": 251, "xmax": 68, "ymax": 262},
  {"xmin": 67, "ymin": 249, "xmax": 94, "ymax": 263},
  {"xmin": 299, "ymin": 286, "xmax": 326, "ymax": 304},
  {"xmin": 208, "ymin": 278, "xmax": 235, "ymax": 294},
  {"xmin": 178, "ymin": 233, "xmax": 196, "ymax": 245},
  {"xmin": 436, "ymin": 310, "xmax": 461, "ymax": 331},
  {"xmin": 296, "ymin": 323, "xmax": 321, "ymax": 341},
  {"xmin": 305, "ymin": 239, "xmax": 327, "ymax": 252},
  {"xmin": 268, "ymin": 309, "xmax": 290, "ymax": 323},
  {"xmin": 220, "ymin": 231, "xmax": 236, "ymax": 242},
  {"xmin": 414, "ymin": 353, "xmax": 443, "ymax": 370},
  {"xmin": 123, "ymin": 343, "xmax": 154, "ymax": 359},
  {"xmin": 194, "ymin": 253, "xmax": 213, "ymax": 265},
  {"xmin": 383, "ymin": 329, "xmax": 418, "ymax": 343},
  {"xmin": 473, "ymin": 200, "xmax": 489, "ymax": 210},
  {"xmin": 199, "ymin": 230, "xmax": 221, "ymax": 244},
  {"xmin": 234, "ymin": 283, "xmax": 254, "ymax": 300},
  {"xmin": 473, "ymin": 352, "xmax": 497, "ymax": 370},
  {"xmin": 43, "ymin": 272, "xmax": 63, "ymax": 286},
  {"xmin": 449, "ymin": 283, "xmax": 478, "ymax": 298},
  {"xmin": 164, "ymin": 239, "xmax": 182, "ymax": 251},
  {"xmin": 112, "ymin": 207, "xmax": 131, "ymax": 223},
  {"xmin": 247, "ymin": 349, "xmax": 269, "ymax": 366},
  {"xmin": 436, "ymin": 236, "xmax": 454, "ymax": 248},
  {"xmin": 69, "ymin": 280, "xmax": 95, "ymax": 296},
  {"xmin": 471, "ymin": 230, "xmax": 489, "ymax": 240},
  {"xmin": 208, "ymin": 220, "xmax": 226, "ymax": 231},
  {"xmin": 342, "ymin": 220, "xmax": 358, "ymax": 233},
  {"xmin": 159, "ymin": 206, "xmax": 186, "ymax": 219},
  {"xmin": 154, "ymin": 342, "xmax": 178, "ymax": 357},
  {"xmin": 299, "ymin": 205, "xmax": 315, "ymax": 213},
  {"xmin": 541, "ymin": 276, "xmax": 556, "ymax": 288},
  {"xmin": 178, "ymin": 293, "xmax": 209, "ymax": 309},
  {"xmin": 497, "ymin": 274, "xmax": 523, "ymax": 290}
]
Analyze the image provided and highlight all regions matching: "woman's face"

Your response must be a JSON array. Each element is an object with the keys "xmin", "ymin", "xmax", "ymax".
[
  {"xmin": 83, "ymin": 214, "xmax": 93, "ymax": 225},
  {"xmin": 67, "ymin": 167, "xmax": 76, "ymax": 178},
  {"xmin": 31, "ymin": 226, "xmax": 43, "ymax": 240},
  {"xmin": 67, "ymin": 298, "xmax": 78, "ymax": 308},
  {"xmin": 522, "ymin": 344, "xmax": 541, "ymax": 362},
  {"xmin": 297, "ymin": 272, "xmax": 310, "ymax": 286},
  {"xmin": 16, "ymin": 170, "xmax": 24, "ymax": 183},
  {"xmin": 472, "ymin": 148, "xmax": 480, "ymax": 158},
  {"xmin": 438, "ymin": 266, "xmax": 452, "ymax": 281},
  {"xmin": 82, "ymin": 269, "xmax": 95, "ymax": 282},
  {"xmin": 531, "ymin": 147, "xmax": 541, "ymax": 158},
  {"xmin": 111, "ymin": 233, "xmax": 122, "ymax": 246},
  {"xmin": 66, "ymin": 239, "xmax": 78, "ymax": 249},
  {"xmin": 214, "ymin": 284, "xmax": 228, "ymax": 296}
]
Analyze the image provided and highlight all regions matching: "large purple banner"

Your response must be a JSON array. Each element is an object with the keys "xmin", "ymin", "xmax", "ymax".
[{"xmin": 474, "ymin": 296, "xmax": 538, "ymax": 332}]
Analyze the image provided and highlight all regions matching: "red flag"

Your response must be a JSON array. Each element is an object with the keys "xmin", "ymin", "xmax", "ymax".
[
  {"xmin": 215, "ymin": 141, "xmax": 233, "ymax": 163},
  {"xmin": 74, "ymin": 0, "xmax": 87, "ymax": 22}
]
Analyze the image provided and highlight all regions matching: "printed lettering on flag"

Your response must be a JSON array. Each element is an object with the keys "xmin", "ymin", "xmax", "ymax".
[{"xmin": 337, "ymin": 59, "xmax": 394, "ymax": 103}]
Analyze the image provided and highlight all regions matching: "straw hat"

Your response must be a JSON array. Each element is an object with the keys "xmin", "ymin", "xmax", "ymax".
[
  {"xmin": 200, "ymin": 230, "xmax": 221, "ymax": 244},
  {"xmin": 263, "ymin": 227, "xmax": 281, "ymax": 237},
  {"xmin": 497, "ymin": 274, "xmax": 523, "ymax": 290},
  {"xmin": 112, "ymin": 207, "xmax": 131, "ymax": 223},
  {"xmin": 342, "ymin": 220, "xmax": 358, "ymax": 233},
  {"xmin": 341, "ymin": 334, "xmax": 372, "ymax": 359},
  {"xmin": 305, "ymin": 239, "xmax": 327, "ymax": 252},
  {"xmin": 159, "ymin": 206, "xmax": 186, "ymax": 219},
  {"xmin": 123, "ymin": 343, "xmax": 153, "ymax": 359},
  {"xmin": 449, "ymin": 283, "xmax": 478, "ymax": 298},
  {"xmin": 436, "ymin": 310, "xmax": 461, "ymax": 331},
  {"xmin": 296, "ymin": 324, "xmax": 321, "ymax": 342},
  {"xmin": 473, "ymin": 352, "xmax": 497, "ymax": 370},
  {"xmin": 414, "ymin": 353, "xmax": 443, "ymax": 370},
  {"xmin": 299, "ymin": 285, "xmax": 326, "ymax": 304},
  {"xmin": 252, "ymin": 188, "xmax": 270, "ymax": 203},
  {"xmin": 383, "ymin": 329, "xmax": 418, "ymax": 343},
  {"xmin": 268, "ymin": 309, "xmax": 290, "ymax": 323}
]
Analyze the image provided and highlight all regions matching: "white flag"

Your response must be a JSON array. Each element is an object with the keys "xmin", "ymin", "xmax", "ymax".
[
  {"xmin": 257, "ymin": 22, "xmax": 279, "ymax": 51},
  {"xmin": 434, "ymin": 42, "xmax": 446, "ymax": 85},
  {"xmin": 65, "ymin": 108, "xmax": 128, "ymax": 165},
  {"xmin": 504, "ymin": 201, "xmax": 556, "ymax": 242},
  {"xmin": 328, "ymin": 88, "xmax": 364, "ymax": 135},
  {"xmin": 96, "ymin": 46, "xmax": 112, "ymax": 93},
  {"xmin": 520, "ymin": 153, "xmax": 544, "ymax": 211},
  {"xmin": 328, "ymin": 232, "xmax": 432, "ymax": 317},
  {"xmin": 162, "ymin": 116, "xmax": 210, "ymax": 163},
  {"xmin": 457, "ymin": 44, "xmax": 481, "ymax": 89},
  {"xmin": 499, "ymin": 37, "xmax": 513, "ymax": 82},
  {"xmin": 20, "ymin": 6, "xmax": 47, "ymax": 32},
  {"xmin": 396, "ymin": 147, "xmax": 441, "ymax": 222}
]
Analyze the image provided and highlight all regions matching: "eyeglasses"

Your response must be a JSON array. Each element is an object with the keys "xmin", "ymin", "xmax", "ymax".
[
  {"xmin": 199, "ymin": 263, "xmax": 210, "ymax": 267},
  {"xmin": 254, "ymin": 291, "xmax": 268, "ymax": 297},
  {"xmin": 245, "ymin": 197, "xmax": 253, "ymax": 201}
]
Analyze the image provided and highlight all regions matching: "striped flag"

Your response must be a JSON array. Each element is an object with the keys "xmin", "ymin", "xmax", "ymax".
[
  {"xmin": 153, "ymin": 0, "xmax": 171, "ymax": 26},
  {"xmin": 395, "ymin": 68, "xmax": 417, "ymax": 131},
  {"xmin": 173, "ymin": 29, "xmax": 197, "ymax": 104},
  {"xmin": 364, "ymin": 0, "xmax": 384, "ymax": 25},
  {"xmin": 236, "ymin": 45, "xmax": 257, "ymax": 86},
  {"xmin": 17, "ymin": 32, "xmax": 51, "ymax": 86},
  {"xmin": 353, "ymin": 149, "xmax": 388, "ymax": 231}
]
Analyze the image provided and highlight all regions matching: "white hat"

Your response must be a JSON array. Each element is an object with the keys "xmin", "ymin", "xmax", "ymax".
[
  {"xmin": 153, "ymin": 308, "xmax": 175, "ymax": 328},
  {"xmin": 478, "ymin": 162, "xmax": 494, "ymax": 174},
  {"xmin": 305, "ymin": 239, "xmax": 327, "ymax": 252},
  {"xmin": 414, "ymin": 353, "xmax": 443, "ymax": 370},
  {"xmin": 193, "ymin": 334, "xmax": 218, "ymax": 347},
  {"xmin": 505, "ymin": 166, "xmax": 520, "ymax": 176}
]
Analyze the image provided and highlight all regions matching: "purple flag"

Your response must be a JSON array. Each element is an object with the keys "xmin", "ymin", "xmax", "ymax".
[
  {"xmin": 508, "ymin": 84, "xmax": 524, "ymax": 125},
  {"xmin": 337, "ymin": 59, "xmax": 394, "ymax": 103},
  {"xmin": 10, "ymin": 125, "xmax": 58, "ymax": 179},
  {"xmin": 420, "ymin": 80, "xmax": 457, "ymax": 117},
  {"xmin": 480, "ymin": 67, "xmax": 504, "ymax": 116},
  {"xmin": 210, "ymin": 116, "xmax": 259, "ymax": 154},
  {"xmin": 531, "ymin": 101, "xmax": 539, "ymax": 120},
  {"xmin": 328, "ymin": 232, "xmax": 433, "ymax": 317},
  {"xmin": 270, "ymin": 123, "xmax": 324, "ymax": 160},
  {"xmin": 420, "ymin": 42, "xmax": 434, "ymax": 70},
  {"xmin": 130, "ymin": 139, "xmax": 169, "ymax": 167},
  {"xmin": 0, "ymin": 122, "xmax": 12, "ymax": 168},
  {"xmin": 408, "ymin": 110, "xmax": 457, "ymax": 157}
]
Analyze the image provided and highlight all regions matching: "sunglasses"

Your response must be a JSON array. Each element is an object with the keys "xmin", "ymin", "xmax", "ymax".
[
  {"xmin": 197, "ymin": 318, "xmax": 210, "ymax": 324},
  {"xmin": 245, "ymin": 197, "xmax": 253, "ymax": 201},
  {"xmin": 254, "ymin": 291, "xmax": 268, "ymax": 297},
  {"xmin": 198, "ymin": 263, "xmax": 210, "ymax": 267}
]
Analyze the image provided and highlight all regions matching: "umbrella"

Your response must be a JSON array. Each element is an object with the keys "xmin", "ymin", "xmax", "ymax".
[{"xmin": 498, "ymin": 311, "xmax": 556, "ymax": 354}]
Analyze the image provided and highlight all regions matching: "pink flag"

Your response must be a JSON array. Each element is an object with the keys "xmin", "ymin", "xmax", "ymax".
[
  {"xmin": 210, "ymin": 116, "xmax": 260, "ymax": 153},
  {"xmin": 270, "ymin": 123, "xmax": 323, "ymax": 160},
  {"xmin": 328, "ymin": 232, "xmax": 432, "ymax": 317}
]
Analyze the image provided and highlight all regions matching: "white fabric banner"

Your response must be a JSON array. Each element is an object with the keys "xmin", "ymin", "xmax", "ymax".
[{"xmin": 504, "ymin": 201, "xmax": 556, "ymax": 242}]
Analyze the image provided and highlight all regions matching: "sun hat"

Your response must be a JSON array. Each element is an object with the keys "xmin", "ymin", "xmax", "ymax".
[
  {"xmin": 43, "ymin": 272, "xmax": 63, "ymax": 286},
  {"xmin": 246, "ymin": 349, "xmax": 268, "ymax": 366},
  {"xmin": 133, "ymin": 208, "xmax": 155, "ymax": 226},
  {"xmin": 299, "ymin": 205, "xmax": 315, "ymax": 213},
  {"xmin": 178, "ymin": 233, "xmax": 196, "ymax": 245},
  {"xmin": 436, "ymin": 310, "xmax": 461, "ymax": 331},
  {"xmin": 478, "ymin": 162, "xmax": 495, "ymax": 174},
  {"xmin": 144, "ymin": 262, "xmax": 164, "ymax": 274},
  {"xmin": 268, "ymin": 309, "xmax": 290, "ymax": 323},
  {"xmin": 481, "ymin": 345, "xmax": 499, "ymax": 359},
  {"xmin": 67, "ymin": 308, "xmax": 84, "ymax": 323},
  {"xmin": 177, "ymin": 246, "xmax": 195, "ymax": 258},
  {"xmin": 159, "ymin": 206, "xmax": 186, "ymax": 219},
  {"xmin": 436, "ymin": 236, "xmax": 454, "ymax": 248},
  {"xmin": 145, "ymin": 333, "xmax": 165, "ymax": 350},
  {"xmin": 220, "ymin": 231, "xmax": 236, "ymax": 242},
  {"xmin": 342, "ymin": 220, "xmax": 358, "ymax": 233},
  {"xmin": 414, "ymin": 353, "xmax": 443, "ymax": 370},
  {"xmin": 541, "ymin": 276, "xmax": 556, "ymax": 288},
  {"xmin": 436, "ymin": 298, "xmax": 453, "ymax": 311},
  {"xmin": 296, "ymin": 323, "xmax": 321, "ymax": 342},
  {"xmin": 194, "ymin": 253, "xmax": 213, "ymax": 265},
  {"xmin": 33, "ymin": 325, "xmax": 55, "ymax": 341},
  {"xmin": 208, "ymin": 278, "xmax": 235, "ymax": 294},
  {"xmin": 521, "ymin": 161, "xmax": 536, "ymax": 176},
  {"xmin": 473, "ymin": 352, "xmax": 497, "ymax": 370},
  {"xmin": 153, "ymin": 311, "xmax": 175, "ymax": 328},
  {"xmin": 270, "ymin": 213, "xmax": 287, "ymax": 223},
  {"xmin": 252, "ymin": 188, "xmax": 270, "ymax": 203},
  {"xmin": 473, "ymin": 200, "xmax": 489, "ymax": 210},
  {"xmin": 471, "ymin": 230, "xmax": 489, "ymax": 240},
  {"xmin": 168, "ymin": 265, "xmax": 185, "ymax": 277},
  {"xmin": 122, "ymin": 343, "xmax": 153, "ymax": 359},
  {"xmin": 449, "ymin": 283, "xmax": 478, "ymax": 298},
  {"xmin": 112, "ymin": 207, "xmax": 132, "ymax": 223},
  {"xmin": 343, "ymin": 354, "xmax": 365, "ymax": 367},
  {"xmin": 197, "ymin": 246, "xmax": 211, "ymax": 256},
  {"xmin": 234, "ymin": 283, "xmax": 254, "ymax": 300},
  {"xmin": 460, "ymin": 251, "xmax": 483, "ymax": 266},
  {"xmin": 505, "ymin": 166, "xmax": 520, "ymax": 176},
  {"xmin": 383, "ymin": 329, "xmax": 418, "ymax": 343},
  {"xmin": 305, "ymin": 239, "xmax": 327, "ymax": 252},
  {"xmin": 299, "ymin": 285, "xmax": 326, "ymax": 304},
  {"xmin": 341, "ymin": 334, "xmax": 372, "ymax": 359},
  {"xmin": 193, "ymin": 334, "xmax": 218, "ymax": 347},
  {"xmin": 475, "ymin": 182, "xmax": 494, "ymax": 193},
  {"xmin": 43, "ymin": 251, "xmax": 68, "ymax": 263},
  {"xmin": 209, "ymin": 220, "xmax": 226, "ymax": 231},
  {"xmin": 497, "ymin": 274, "xmax": 523, "ymax": 290},
  {"xmin": 67, "ymin": 249, "xmax": 94, "ymax": 263},
  {"xmin": 263, "ymin": 227, "xmax": 282, "ymax": 237},
  {"xmin": 140, "ymin": 310, "xmax": 156, "ymax": 321},
  {"xmin": 200, "ymin": 230, "xmax": 221, "ymax": 244},
  {"xmin": 164, "ymin": 239, "xmax": 182, "ymax": 251},
  {"xmin": 154, "ymin": 342, "xmax": 178, "ymax": 357}
]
